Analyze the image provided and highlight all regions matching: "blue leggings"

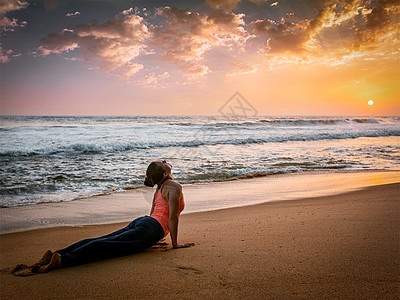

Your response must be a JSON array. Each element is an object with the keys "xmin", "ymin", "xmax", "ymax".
[{"xmin": 56, "ymin": 216, "xmax": 164, "ymax": 267}]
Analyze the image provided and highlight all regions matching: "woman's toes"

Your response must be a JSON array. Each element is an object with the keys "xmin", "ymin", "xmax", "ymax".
[
  {"xmin": 38, "ymin": 250, "xmax": 53, "ymax": 266},
  {"xmin": 38, "ymin": 253, "xmax": 62, "ymax": 273}
]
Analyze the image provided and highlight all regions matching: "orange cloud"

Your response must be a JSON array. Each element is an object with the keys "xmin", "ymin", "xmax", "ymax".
[
  {"xmin": 252, "ymin": 18, "xmax": 311, "ymax": 54},
  {"xmin": 152, "ymin": 7, "xmax": 249, "ymax": 77},
  {"xmin": 0, "ymin": 0, "xmax": 28, "ymax": 10},
  {"xmin": 226, "ymin": 62, "xmax": 258, "ymax": 76},
  {"xmin": 251, "ymin": 0, "xmax": 400, "ymax": 65}
]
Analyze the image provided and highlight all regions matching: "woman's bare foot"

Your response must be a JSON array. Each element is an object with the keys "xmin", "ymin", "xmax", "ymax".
[
  {"xmin": 38, "ymin": 253, "xmax": 62, "ymax": 273},
  {"xmin": 29, "ymin": 250, "xmax": 54, "ymax": 273},
  {"xmin": 37, "ymin": 250, "xmax": 53, "ymax": 266}
]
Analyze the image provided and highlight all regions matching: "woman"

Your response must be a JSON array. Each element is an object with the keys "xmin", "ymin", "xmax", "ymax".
[{"xmin": 27, "ymin": 161, "xmax": 193, "ymax": 274}]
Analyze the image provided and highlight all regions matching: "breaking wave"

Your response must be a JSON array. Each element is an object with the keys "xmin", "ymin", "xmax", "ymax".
[{"xmin": 1, "ymin": 127, "xmax": 399, "ymax": 157}]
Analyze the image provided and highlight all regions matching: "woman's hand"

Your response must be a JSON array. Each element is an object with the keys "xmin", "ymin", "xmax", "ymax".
[{"xmin": 173, "ymin": 243, "xmax": 195, "ymax": 249}]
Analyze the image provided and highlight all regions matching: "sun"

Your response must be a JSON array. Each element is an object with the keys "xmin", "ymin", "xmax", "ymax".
[{"xmin": 368, "ymin": 100, "xmax": 374, "ymax": 106}]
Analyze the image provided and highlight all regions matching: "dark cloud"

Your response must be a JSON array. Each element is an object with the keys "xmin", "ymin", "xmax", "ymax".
[
  {"xmin": 0, "ymin": 45, "xmax": 20, "ymax": 62},
  {"xmin": 0, "ymin": 0, "xmax": 28, "ymax": 63},
  {"xmin": 206, "ymin": 0, "xmax": 269, "ymax": 9},
  {"xmin": 39, "ymin": 6, "xmax": 250, "ymax": 78},
  {"xmin": 206, "ymin": 0, "xmax": 240, "ymax": 10},
  {"xmin": 251, "ymin": 17, "xmax": 311, "ymax": 54},
  {"xmin": 43, "ymin": 0, "xmax": 58, "ymax": 10},
  {"xmin": 0, "ymin": 0, "xmax": 28, "ymax": 10},
  {"xmin": 39, "ymin": 12, "xmax": 149, "ymax": 78},
  {"xmin": 0, "ymin": 0, "xmax": 28, "ymax": 31}
]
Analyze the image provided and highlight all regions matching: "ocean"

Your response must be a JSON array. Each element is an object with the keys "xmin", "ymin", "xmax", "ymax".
[{"xmin": 0, "ymin": 115, "xmax": 399, "ymax": 208}]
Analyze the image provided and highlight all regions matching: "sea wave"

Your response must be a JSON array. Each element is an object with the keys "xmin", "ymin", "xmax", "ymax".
[
  {"xmin": 1, "ymin": 128, "xmax": 399, "ymax": 157},
  {"xmin": 258, "ymin": 118, "xmax": 383, "ymax": 126},
  {"xmin": 1, "ymin": 117, "xmax": 398, "ymax": 131},
  {"xmin": 171, "ymin": 117, "xmax": 398, "ymax": 128}
]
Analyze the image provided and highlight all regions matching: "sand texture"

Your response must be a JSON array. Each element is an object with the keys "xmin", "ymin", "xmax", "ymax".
[{"xmin": 1, "ymin": 183, "xmax": 399, "ymax": 299}]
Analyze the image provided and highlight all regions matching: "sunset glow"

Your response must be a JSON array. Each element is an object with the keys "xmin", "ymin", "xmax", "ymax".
[{"xmin": 0, "ymin": 0, "xmax": 399, "ymax": 116}]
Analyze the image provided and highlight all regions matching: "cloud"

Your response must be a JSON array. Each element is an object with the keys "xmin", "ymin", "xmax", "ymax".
[
  {"xmin": 136, "ymin": 71, "xmax": 170, "ymax": 87},
  {"xmin": 38, "ymin": 29, "xmax": 80, "ymax": 55},
  {"xmin": 38, "ymin": 6, "xmax": 250, "ymax": 79},
  {"xmin": 0, "ymin": 0, "xmax": 27, "ymax": 63},
  {"xmin": 39, "ymin": 6, "xmax": 250, "ymax": 79},
  {"xmin": 39, "ymin": 13, "xmax": 150, "ymax": 79},
  {"xmin": 251, "ymin": 0, "xmax": 400, "ymax": 64},
  {"xmin": 37, "ymin": 1, "xmax": 398, "ymax": 80},
  {"xmin": 251, "ymin": 17, "xmax": 311, "ymax": 54},
  {"xmin": 43, "ymin": 0, "xmax": 58, "ymax": 10},
  {"xmin": 0, "ymin": 0, "xmax": 28, "ymax": 32},
  {"xmin": 0, "ymin": 44, "xmax": 21, "ymax": 63},
  {"xmin": 0, "ymin": 0, "xmax": 28, "ymax": 10},
  {"xmin": 206, "ymin": 0, "xmax": 268, "ymax": 9},
  {"xmin": 249, "ymin": 0, "xmax": 268, "ymax": 4},
  {"xmin": 66, "ymin": 11, "xmax": 80, "ymax": 17},
  {"xmin": 122, "ymin": 8, "xmax": 134, "ymax": 15},
  {"xmin": 64, "ymin": 56, "xmax": 82, "ymax": 61},
  {"xmin": 226, "ymin": 62, "xmax": 258, "ymax": 76},
  {"xmin": 0, "ymin": 12, "xmax": 27, "ymax": 31},
  {"xmin": 152, "ymin": 7, "xmax": 250, "ymax": 77},
  {"xmin": 0, "ymin": 46, "xmax": 9, "ymax": 63},
  {"xmin": 355, "ymin": 0, "xmax": 400, "ymax": 45},
  {"xmin": 206, "ymin": 0, "xmax": 240, "ymax": 10}
]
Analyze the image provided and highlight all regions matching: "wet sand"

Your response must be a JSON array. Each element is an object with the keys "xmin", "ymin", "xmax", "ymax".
[
  {"xmin": 1, "ymin": 182, "xmax": 399, "ymax": 299},
  {"xmin": 1, "ymin": 170, "xmax": 399, "ymax": 234}
]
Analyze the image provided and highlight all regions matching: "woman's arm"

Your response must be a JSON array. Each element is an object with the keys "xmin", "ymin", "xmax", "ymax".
[{"xmin": 163, "ymin": 182, "xmax": 193, "ymax": 249}]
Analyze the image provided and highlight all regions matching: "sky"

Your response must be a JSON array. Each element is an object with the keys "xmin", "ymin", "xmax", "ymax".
[{"xmin": 0, "ymin": 0, "xmax": 399, "ymax": 116}]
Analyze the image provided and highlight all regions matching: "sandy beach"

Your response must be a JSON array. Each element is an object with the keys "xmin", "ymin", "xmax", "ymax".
[{"xmin": 1, "ymin": 179, "xmax": 399, "ymax": 299}]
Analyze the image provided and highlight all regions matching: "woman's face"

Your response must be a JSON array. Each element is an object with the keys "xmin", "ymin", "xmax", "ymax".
[{"xmin": 155, "ymin": 160, "xmax": 172, "ymax": 175}]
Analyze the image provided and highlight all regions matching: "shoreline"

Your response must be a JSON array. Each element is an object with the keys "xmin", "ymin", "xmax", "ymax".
[
  {"xmin": 1, "ymin": 170, "xmax": 400, "ymax": 234},
  {"xmin": 3, "ymin": 168, "xmax": 399, "ymax": 208},
  {"xmin": 1, "ymin": 182, "xmax": 399, "ymax": 299},
  {"xmin": 4, "ymin": 168, "xmax": 399, "ymax": 210}
]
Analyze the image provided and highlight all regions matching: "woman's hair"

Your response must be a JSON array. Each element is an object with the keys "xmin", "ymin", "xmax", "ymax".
[{"xmin": 144, "ymin": 162, "xmax": 165, "ymax": 187}]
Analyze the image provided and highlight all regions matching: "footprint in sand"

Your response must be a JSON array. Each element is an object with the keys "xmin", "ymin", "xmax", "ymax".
[
  {"xmin": 9, "ymin": 264, "xmax": 36, "ymax": 276},
  {"xmin": 176, "ymin": 265, "xmax": 203, "ymax": 275}
]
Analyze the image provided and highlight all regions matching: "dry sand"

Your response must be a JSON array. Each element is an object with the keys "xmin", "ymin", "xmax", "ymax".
[{"xmin": 1, "ymin": 182, "xmax": 399, "ymax": 299}]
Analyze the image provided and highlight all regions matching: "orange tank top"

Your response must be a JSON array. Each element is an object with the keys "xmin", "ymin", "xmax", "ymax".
[{"xmin": 150, "ymin": 180, "xmax": 185, "ymax": 237}]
